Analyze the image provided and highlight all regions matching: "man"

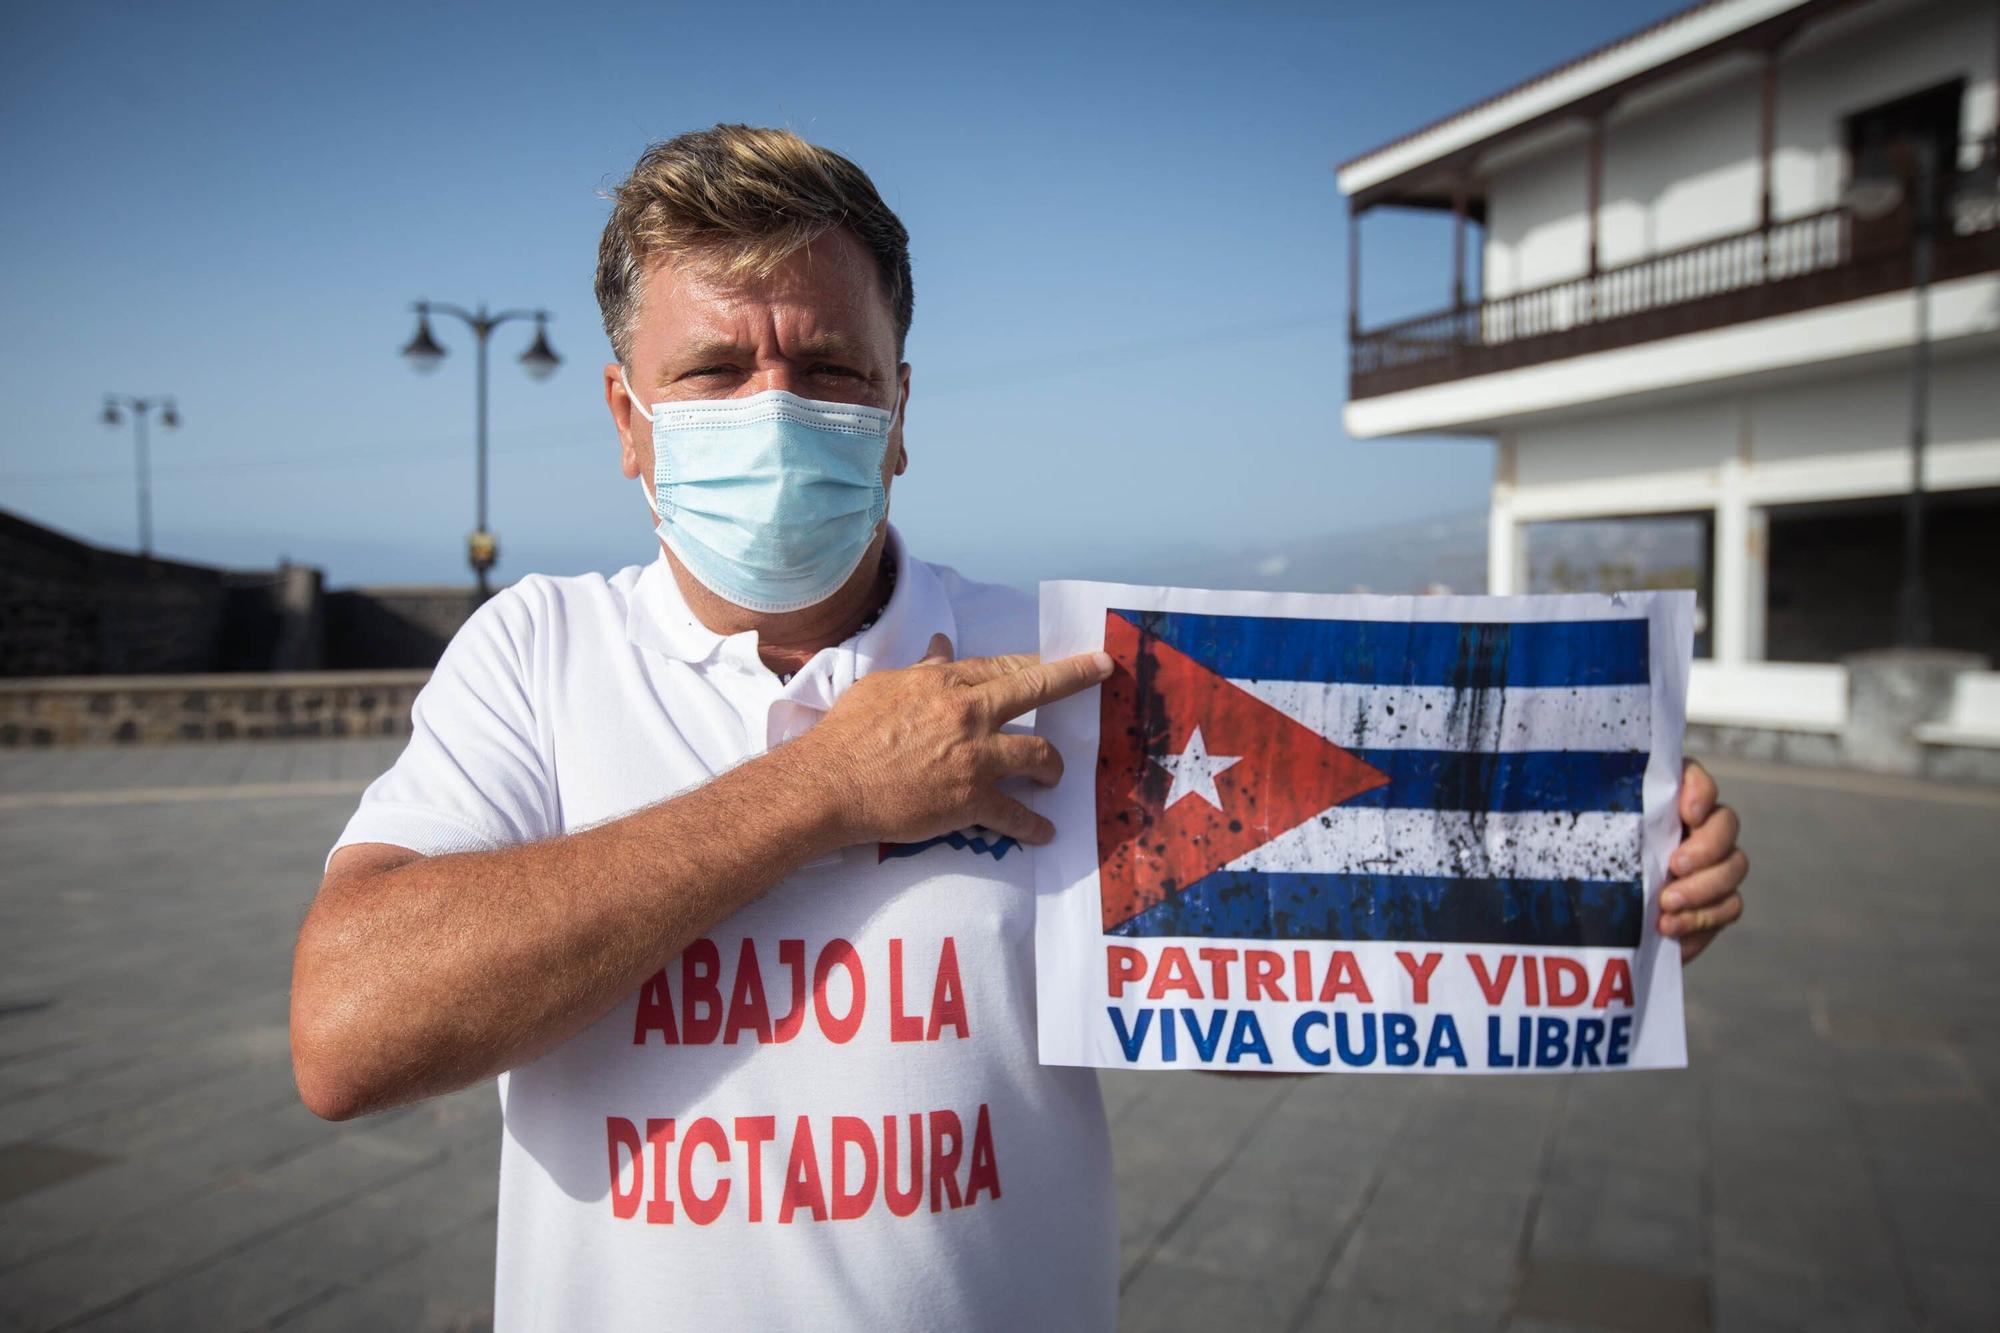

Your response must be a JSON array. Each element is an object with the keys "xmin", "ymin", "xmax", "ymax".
[{"xmin": 292, "ymin": 125, "xmax": 1748, "ymax": 1330}]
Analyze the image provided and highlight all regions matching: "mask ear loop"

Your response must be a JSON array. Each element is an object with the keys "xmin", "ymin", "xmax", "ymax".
[
  {"xmin": 623, "ymin": 367, "xmax": 662, "ymax": 519},
  {"xmin": 620, "ymin": 366, "xmax": 658, "ymax": 423}
]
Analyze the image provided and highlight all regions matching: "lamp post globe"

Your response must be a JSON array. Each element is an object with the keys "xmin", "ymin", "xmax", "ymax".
[
  {"xmin": 401, "ymin": 305, "xmax": 448, "ymax": 373},
  {"xmin": 519, "ymin": 317, "xmax": 561, "ymax": 382}
]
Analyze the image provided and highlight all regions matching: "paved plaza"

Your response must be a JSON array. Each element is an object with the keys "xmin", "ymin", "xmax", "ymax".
[{"xmin": 0, "ymin": 739, "xmax": 1996, "ymax": 1331}]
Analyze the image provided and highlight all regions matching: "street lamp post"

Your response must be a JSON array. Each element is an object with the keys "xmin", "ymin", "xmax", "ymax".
[
  {"xmin": 100, "ymin": 393, "xmax": 180, "ymax": 558},
  {"xmin": 1841, "ymin": 134, "xmax": 2000, "ymax": 647},
  {"xmin": 1898, "ymin": 136, "xmax": 1935, "ymax": 651},
  {"xmin": 400, "ymin": 301, "xmax": 561, "ymax": 599}
]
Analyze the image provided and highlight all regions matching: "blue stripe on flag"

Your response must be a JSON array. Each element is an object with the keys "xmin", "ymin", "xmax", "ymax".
[
  {"xmin": 1115, "ymin": 609, "xmax": 1649, "ymax": 688},
  {"xmin": 1346, "ymin": 749, "xmax": 1645, "ymax": 813},
  {"xmin": 1107, "ymin": 869, "xmax": 1642, "ymax": 947}
]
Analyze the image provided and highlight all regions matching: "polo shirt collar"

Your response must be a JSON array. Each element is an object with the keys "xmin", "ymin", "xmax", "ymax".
[{"xmin": 625, "ymin": 524, "xmax": 957, "ymax": 710}]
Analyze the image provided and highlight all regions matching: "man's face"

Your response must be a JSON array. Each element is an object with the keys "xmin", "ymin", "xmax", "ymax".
[{"xmin": 605, "ymin": 228, "xmax": 909, "ymax": 515}]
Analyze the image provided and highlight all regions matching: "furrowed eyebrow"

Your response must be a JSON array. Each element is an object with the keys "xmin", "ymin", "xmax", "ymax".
[
  {"xmin": 791, "ymin": 334, "xmax": 871, "ymax": 362},
  {"xmin": 669, "ymin": 338, "xmax": 753, "ymax": 368},
  {"xmin": 662, "ymin": 332, "xmax": 878, "ymax": 372}
]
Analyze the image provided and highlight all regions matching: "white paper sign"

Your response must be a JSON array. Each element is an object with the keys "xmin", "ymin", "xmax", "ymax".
[{"xmin": 1032, "ymin": 582, "xmax": 1693, "ymax": 1074}]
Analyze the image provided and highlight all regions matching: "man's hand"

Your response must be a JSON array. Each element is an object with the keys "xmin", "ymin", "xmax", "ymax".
[
  {"xmin": 794, "ymin": 634, "xmax": 1114, "ymax": 849},
  {"xmin": 1660, "ymin": 758, "xmax": 1747, "ymax": 964}
]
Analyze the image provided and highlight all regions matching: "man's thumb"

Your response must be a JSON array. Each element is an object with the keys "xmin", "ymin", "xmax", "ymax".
[{"xmin": 920, "ymin": 632, "xmax": 954, "ymax": 665}]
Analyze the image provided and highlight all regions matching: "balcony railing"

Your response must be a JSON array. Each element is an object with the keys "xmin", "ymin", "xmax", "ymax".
[{"xmin": 1350, "ymin": 195, "xmax": 2000, "ymax": 400}]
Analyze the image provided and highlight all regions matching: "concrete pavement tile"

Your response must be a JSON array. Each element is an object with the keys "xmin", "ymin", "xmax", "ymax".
[
  {"xmin": 68, "ymin": 1147, "xmax": 497, "ymax": 1332},
  {"xmin": 268, "ymin": 1207, "xmax": 496, "ymax": 1333},
  {"xmin": 1848, "ymin": 1100, "xmax": 2000, "ymax": 1192},
  {"xmin": 1709, "ymin": 1203, "xmax": 1912, "ymax": 1311},
  {"xmin": 354, "ymin": 1084, "xmax": 502, "ymax": 1160},
  {"xmin": 1358, "ymin": 1168, "xmax": 1537, "ymax": 1245},
  {"xmin": 0, "ymin": 1023, "xmax": 294, "ymax": 1144},
  {"xmin": 1832, "ymin": 1044, "xmax": 1981, "ymax": 1104},
  {"xmin": 1226, "ymin": 1109, "xmax": 1389, "ymax": 1195},
  {"xmin": 1100, "ymin": 1070, "xmax": 1160, "ymax": 1125},
  {"xmin": 1115, "ymin": 1187, "xmax": 1205, "ymax": 1270},
  {"xmin": 0, "ymin": 1142, "xmax": 111, "ymax": 1206},
  {"xmin": 1711, "ymin": 1255, "xmax": 1921, "ymax": 1333},
  {"xmin": 1539, "ymin": 1137, "xmax": 1699, "ymax": 1202},
  {"xmin": 1266, "ymin": 1075, "xmax": 1423, "ymax": 1124},
  {"xmin": 0, "ymin": 1005, "xmax": 268, "ymax": 1107},
  {"xmin": 1955, "ymin": 1039, "xmax": 2000, "ymax": 1110},
  {"xmin": 1121, "ymin": 1238, "xmax": 1159, "ymax": 1286},
  {"xmin": 1118, "ymin": 1260, "xmax": 1299, "ymax": 1333},
  {"xmin": 1322, "ymin": 1224, "xmax": 1521, "ymax": 1320},
  {"xmin": 1874, "ymin": 1182, "xmax": 2000, "ymax": 1266},
  {"xmin": 0, "ymin": 1099, "xmax": 352, "ymax": 1268},
  {"xmin": 1153, "ymin": 1173, "xmax": 1364, "ymax": 1288},
  {"xmin": 0, "ymin": 1130, "xmax": 439, "ymax": 1329},
  {"xmin": 1529, "ymin": 1181, "xmax": 1703, "ymax": 1277},
  {"xmin": 1915, "ymin": 1259, "xmax": 2000, "ymax": 1333},
  {"xmin": 1510, "ymin": 1253, "xmax": 1708, "ymax": 1332},
  {"xmin": 1285, "ymin": 1068, "xmax": 1427, "ymax": 1108},
  {"xmin": 1304, "ymin": 1288, "xmax": 1497, "ymax": 1332},
  {"xmin": 228, "ymin": 744, "xmax": 303, "ymax": 786},
  {"xmin": 1707, "ymin": 1132, "xmax": 1871, "ymax": 1199}
]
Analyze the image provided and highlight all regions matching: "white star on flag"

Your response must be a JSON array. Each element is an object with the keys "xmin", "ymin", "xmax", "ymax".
[{"xmin": 1151, "ymin": 725, "xmax": 1242, "ymax": 811}]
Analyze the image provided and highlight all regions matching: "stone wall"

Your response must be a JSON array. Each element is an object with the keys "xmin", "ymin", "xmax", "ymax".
[
  {"xmin": 1, "ymin": 507, "xmax": 479, "ymax": 675},
  {"xmin": 0, "ymin": 508, "xmax": 334, "ymax": 676},
  {"xmin": 0, "ymin": 671, "xmax": 430, "ymax": 747},
  {"xmin": 2, "ymin": 510, "xmax": 233, "ymax": 675}
]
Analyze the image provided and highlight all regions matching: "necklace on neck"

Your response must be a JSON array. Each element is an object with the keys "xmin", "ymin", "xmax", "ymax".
[
  {"xmin": 775, "ymin": 548, "xmax": 897, "ymax": 685},
  {"xmin": 854, "ymin": 546, "xmax": 899, "ymax": 636}
]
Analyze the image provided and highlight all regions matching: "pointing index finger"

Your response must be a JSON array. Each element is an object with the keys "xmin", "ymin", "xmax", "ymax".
[
  {"xmin": 946, "ymin": 653, "xmax": 1038, "ymax": 687},
  {"xmin": 977, "ymin": 650, "xmax": 1116, "ymax": 722}
]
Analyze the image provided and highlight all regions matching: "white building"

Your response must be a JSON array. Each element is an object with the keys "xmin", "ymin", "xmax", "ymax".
[{"xmin": 1338, "ymin": 0, "xmax": 2000, "ymax": 757}]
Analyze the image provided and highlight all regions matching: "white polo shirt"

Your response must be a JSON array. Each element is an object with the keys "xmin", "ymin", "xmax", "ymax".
[{"xmin": 328, "ymin": 530, "xmax": 1117, "ymax": 1332}]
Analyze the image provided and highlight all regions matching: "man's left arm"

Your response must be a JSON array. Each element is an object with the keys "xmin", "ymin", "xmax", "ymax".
[{"xmin": 1658, "ymin": 758, "xmax": 1748, "ymax": 964}]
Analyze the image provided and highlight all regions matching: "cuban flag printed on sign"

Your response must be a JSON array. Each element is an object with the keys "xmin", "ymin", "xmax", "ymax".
[
  {"xmin": 1032, "ymin": 581, "xmax": 1693, "ymax": 1076},
  {"xmin": 1095, "ymin": 609, "xmax": 1648, "ymax": 947}
]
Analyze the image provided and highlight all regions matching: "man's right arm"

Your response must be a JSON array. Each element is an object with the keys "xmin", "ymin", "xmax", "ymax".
[{"xmin": 288, "ymin": 638, "xmax": 1110, "ymax": 1121}]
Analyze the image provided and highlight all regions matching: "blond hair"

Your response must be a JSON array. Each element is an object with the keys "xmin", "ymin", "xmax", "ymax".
[{"xmin": 595, "ymin": 124, "xmax": 913, "ymax": 364}]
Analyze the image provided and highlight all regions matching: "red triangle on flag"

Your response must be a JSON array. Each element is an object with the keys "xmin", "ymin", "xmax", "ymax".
[{"xmin": 1095, "ymin": 611, "xmax": 1390, "ymax": 933}]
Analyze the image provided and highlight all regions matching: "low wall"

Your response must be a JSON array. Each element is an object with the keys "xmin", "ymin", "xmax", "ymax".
[
  {"xmin": 0, "ymin": 671, "xmax": 430, "ymax": 747},
  {"xmin": 1687, "ymin": 658, "xmax": 2000, "ymax": 785},
  {"xmin": 323, "ymin": 587, "xmax": 479, "ymax": 669},
  {"xmin": 1687, "ymin": 661, "xmax": 1848, "ymax": 733},
  {"xmin": 10, "ymin": 657, "xmax": 2000, "ymax": 782}
]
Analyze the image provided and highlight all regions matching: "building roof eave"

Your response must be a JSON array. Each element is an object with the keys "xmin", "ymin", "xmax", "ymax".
[{"xmin": 1338, "ymin": 0, "xmax": 1831, "ymax": 208}]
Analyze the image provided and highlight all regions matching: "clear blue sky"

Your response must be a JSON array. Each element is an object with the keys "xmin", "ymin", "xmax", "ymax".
[{"xmin": 0, "ymin": 0, "xmax": 1684, "ymax": 590}]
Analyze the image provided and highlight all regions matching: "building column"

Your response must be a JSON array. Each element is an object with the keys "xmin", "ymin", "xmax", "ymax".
[
  {"xmin": 1583, "ymin": 105, "xmax": 1608, "ymax": 325},
  {"xmin": 1757, "ymin": 45, "xmax": 1777, "ymax": 234},
  {"xmin": 1452, "ymin": 177, "xmax": 1468, "ymax": 310},
  {"xmin": 1346, "ymin": 199, "xmax": 1362, "ymax": 340},
  {"xmin": 1586, "ymin": 112, "xmax": 1605, "ymax": 282},
  {"xmin": 1489, "ymin": 435, "xmax": 1527, "ymax": 596},
  {"xmin": 1713, "ymin": 456, "xmax": 1769, "ymax": 664}
]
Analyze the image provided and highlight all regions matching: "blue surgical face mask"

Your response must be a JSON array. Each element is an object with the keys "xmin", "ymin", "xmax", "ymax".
[{"xmin": 623, "ymin": 370, "xmax": 896, "ymax": 614}]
